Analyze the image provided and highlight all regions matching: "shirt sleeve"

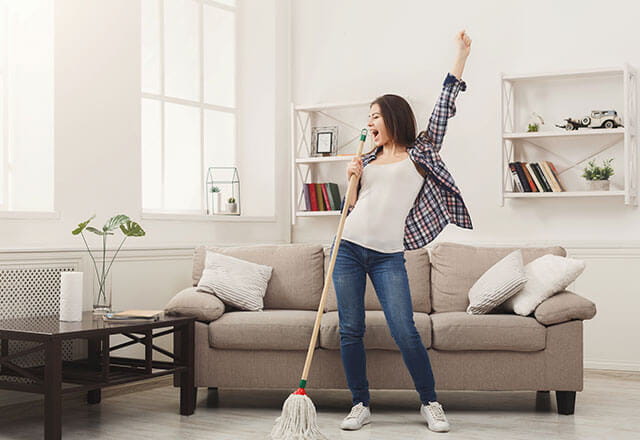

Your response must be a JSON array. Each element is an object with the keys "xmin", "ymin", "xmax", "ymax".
[{"xmin": 415, "ymin": 72, "xmax": 467, "ymax": 153}]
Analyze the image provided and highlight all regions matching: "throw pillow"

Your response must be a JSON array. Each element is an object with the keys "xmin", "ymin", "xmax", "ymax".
[
  {"xmin": 466, "ymin": 249, "xmax": 527, "ymax": 314},
  {"xmin": 197, "ymin": 251, "xmax": 273, "ymax": 311},
  {"xmin": 164, "ymin": 287, "xmax": 225, "ymax": 322},
  {"xmin": 501, "ymin": 254, "xmax": 586, "ymax": 316}
]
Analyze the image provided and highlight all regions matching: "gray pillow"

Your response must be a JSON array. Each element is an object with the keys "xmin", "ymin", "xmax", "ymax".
[
  {"xmin": 467, "ymin": 249, "xmax": 527, "ymax": 314},
  {"xmin": 165, "ymin": 287, "xmax": 225, "ymax": 322},
  {"xmin": 197, "ymin": 251, "xmax": 273, "ymax": 311}
]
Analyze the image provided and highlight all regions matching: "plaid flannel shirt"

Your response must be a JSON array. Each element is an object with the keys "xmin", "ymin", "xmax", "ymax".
[{"xmin": 340, "ymin": 72, "xmax": 473, "ymax": 250}]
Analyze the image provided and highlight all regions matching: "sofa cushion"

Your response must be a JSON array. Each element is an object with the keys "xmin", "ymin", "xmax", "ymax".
[
  {"xmin": 534, "ymin": 290, "xmax": 597, "ymax": 325},
  {"xmin": 323, "ymin": 245, "xmax": 431, "ymax": 313},
  {"xmin": 164, "ymin": 287, "xmax": 225, "ymax": 322},
  {"xmin": 208, "ymin": 310, "xmax": 320, "ymax": 350},
  {"xmin": 430, "ymin": 311, "xmax": 546, "ymax": 351},
  {"xmin": 429, "ymin": 242, "xmax": 566, "ymax": 313},
  {"xmin": 319, "ymin": 311, "xmax": 432, "ymax": 350},
  {"xmin": 193, "ymin": 244, "xmax": 324, "ymax": 310}
]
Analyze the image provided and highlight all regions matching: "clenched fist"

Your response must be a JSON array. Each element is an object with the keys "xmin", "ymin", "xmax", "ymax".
[{"xmin": 346, "ymin": 156, "xmax": 363, "ymax": 181}]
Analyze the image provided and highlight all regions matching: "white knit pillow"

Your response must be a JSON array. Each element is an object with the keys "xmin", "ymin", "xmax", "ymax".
[
  {"xmin": 501, "ymin": 254, "xmax": 586, "ymax": 316},
  {"xmin": 466, "ymin": 249, "xmax": 528, "ymax": 314},
  {"xmin": 197, "ymin": 251, "xmax": 273, "ymax": 311}
]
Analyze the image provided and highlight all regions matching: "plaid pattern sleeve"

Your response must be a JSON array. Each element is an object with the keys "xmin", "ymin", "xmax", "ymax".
[{"xmin": 417, "ymin": 72, "xmax": 467, "ymax": 153}]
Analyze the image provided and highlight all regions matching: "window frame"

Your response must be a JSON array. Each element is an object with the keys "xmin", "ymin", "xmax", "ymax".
[{"xmin": 141, "ymin": 0, "xmax": 238, "ymax": 216}]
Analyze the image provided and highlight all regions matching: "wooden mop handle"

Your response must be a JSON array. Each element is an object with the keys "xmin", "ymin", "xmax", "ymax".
[{"xmin": 299, "ymin": 128, "xmax": 368, "ymax": 387}]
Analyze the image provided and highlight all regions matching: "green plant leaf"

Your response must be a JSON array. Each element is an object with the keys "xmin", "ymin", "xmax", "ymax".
[
  {"xmin": 120, "ymin": 220, "xmax": 146, "ymax": 237},
  {"xmin": 71, "ymin": 214, "xmax": 96, "ymax": 235},
  {"xmin": 86, "ymin": 226, "xmax": 113, "ymax": 236},
  {"xmin": 103, "ymin": 214, "xmax": 130, "ymax": 232}
]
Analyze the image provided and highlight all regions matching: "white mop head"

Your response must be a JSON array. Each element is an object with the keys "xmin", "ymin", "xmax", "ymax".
[{"xmin": 270, "ymin": 392, "xmax": 328, "ymax": 440}]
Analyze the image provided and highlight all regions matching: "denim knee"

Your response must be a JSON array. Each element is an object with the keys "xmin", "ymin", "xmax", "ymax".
[
  {"xmin": 339, "ymin": 322, "xmax": 365, "ymax": 344},
  {"xmin": 391, "ymin": 325, "xmax": 423, "ymax": 350}
]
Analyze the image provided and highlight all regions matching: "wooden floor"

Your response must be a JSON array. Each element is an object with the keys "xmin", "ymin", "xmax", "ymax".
[{"xmin": 0, "ymin": 369, "xmax": 639, "ymax": 439}]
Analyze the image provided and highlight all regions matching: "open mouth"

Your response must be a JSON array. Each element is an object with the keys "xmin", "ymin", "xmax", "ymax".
[{"xmin": 371, "ymin": 129, "xmax": 379, "ymax": 140}]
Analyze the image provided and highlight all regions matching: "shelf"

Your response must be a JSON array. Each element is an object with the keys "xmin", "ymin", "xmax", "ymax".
[
  {"xmin": 504, "ymin": 191, "xmax": 625, "ymax": 198},
  {"xmin": 499, "ymin": 65, "xmax": 637, "ymax": 206},
  {"xmin": 296, "ymin": 210, "xmax": 341, "ymax": 217},
  {"xmin": 503, "ymin": 128, "xmax": 625, "ymax": 140},
  {"xmin": 295, "ymin": 156, "xmax": 355, "ymax": 164},
  {"xmin": 294, "ymin": 100, "xmax": 371, "ymax": 112},
  {"xmin": 502, "ymin": 66, "xmax": 625, "ymax": 82}
]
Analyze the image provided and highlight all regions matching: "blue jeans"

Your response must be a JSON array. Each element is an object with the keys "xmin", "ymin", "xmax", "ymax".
[{"xmin": 329, "ymin": 237, "xmax": 437, "ymax": 407}]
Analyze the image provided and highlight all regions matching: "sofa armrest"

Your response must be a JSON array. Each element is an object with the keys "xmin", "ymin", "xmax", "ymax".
[
  {"xmin": 534, "ymin": 290, "xmax": 596, "ymax": 326},
  {"xmin": 164, "ymin": 287, "xmax": 225, "ymax": 323}
]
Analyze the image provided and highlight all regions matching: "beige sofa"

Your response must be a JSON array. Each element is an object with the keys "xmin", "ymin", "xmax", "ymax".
[{"xmin": 182, "ymin": 241, "xmax": 597, "ymax": 415}]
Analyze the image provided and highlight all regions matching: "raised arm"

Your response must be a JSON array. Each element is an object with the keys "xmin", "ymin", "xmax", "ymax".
[{"xmin": 417, "ymin": 31, "xmax": 471, "ymax": 153}]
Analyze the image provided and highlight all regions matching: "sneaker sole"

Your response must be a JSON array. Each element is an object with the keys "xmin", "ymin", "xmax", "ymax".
[{"xmin": 340, "ymin": 418, "xmax": 371, "ymax": 430}]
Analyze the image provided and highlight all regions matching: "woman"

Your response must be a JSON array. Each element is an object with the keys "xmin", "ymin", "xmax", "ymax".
[{"xmin": 329, "ymin": 30, "xmax": 473, "ymax": 433}]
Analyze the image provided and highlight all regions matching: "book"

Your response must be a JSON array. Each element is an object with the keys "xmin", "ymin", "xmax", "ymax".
[
  {"xmin": 513, "ymin": 162, "xmax": 531, "ymax": 192},
  {"xmin": 540, "ymin": 161, "xmax": 561, "ymax": 192},
  {"xmin": 103, "ymin": 309, "xmax": 163, "ymax": 322},
  {"xmin": 508, "ymin": 162, "xmax": 524, "ymax": 192},
  {"xmin": 546, "ymin": 161, "xmax": 565, "ymax": 191},
  {"xmin": 321, "ymin": 184, "xmax": 332, "ymax": 210},
  {"xmin": 532, "ymin": 163, "xmax": 552, "ymax": 192},
  {"xmin": 327, "ymin": 182, "xmax": 340, "ymax": 210},
  {"xmin": 315, "ymin": 183, "xmax": 325, "ymax": 210},
  {"xmin": 328, "ymin": 183, "xmax": 341, "ymax": 211},
  {"xmin": 519, "ymin": 163, "xmax": 538, "ymax": 192},
  {"xmin": 525, "ymin": 162, "xmax": 543, "ymax": 192},
  {"xmin": 302, "ymin": 184, "xmax": 311, "ymax": 210},
  {"xmin": 308, "ymin": 184, "xmax": 318, "ymax": 211}
]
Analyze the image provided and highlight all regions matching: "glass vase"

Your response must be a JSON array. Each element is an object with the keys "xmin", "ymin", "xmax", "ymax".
[{"xmin": 93, "ymin": 271, "xmax": 112, "ymax": 314}]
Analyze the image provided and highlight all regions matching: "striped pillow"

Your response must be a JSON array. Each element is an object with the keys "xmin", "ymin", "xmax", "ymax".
[
  {"xmin": 466, "ymin": 249, "xmax": 527, "ymax": 314},
  {"xmin": 197, "ymin": 251, "xmax": 273, "ymax": 311}
]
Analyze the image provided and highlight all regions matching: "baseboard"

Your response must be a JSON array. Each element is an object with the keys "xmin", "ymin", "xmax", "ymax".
[{"xmin": 585, "ymin": 360, "xmax": 640, "ymax": 372}]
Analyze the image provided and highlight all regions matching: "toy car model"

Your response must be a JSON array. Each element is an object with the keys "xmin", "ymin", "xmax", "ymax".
[{"xmin": 555, "ymin": 110, "xmax": 623, "ymax": 131}]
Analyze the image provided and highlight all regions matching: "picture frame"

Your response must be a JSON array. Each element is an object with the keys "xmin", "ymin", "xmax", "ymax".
[{"xmin": 311, "ymin": 126, "xmax": 338, "ymax": 156}]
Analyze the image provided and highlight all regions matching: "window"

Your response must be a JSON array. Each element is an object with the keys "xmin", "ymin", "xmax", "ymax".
[
  {"xmin": 141, "ymin": 0, "xmax": 236, "ymax": 214},
  {"xmin": 0, "ymin": 0, "xmax": 54, "ymax": 212}
]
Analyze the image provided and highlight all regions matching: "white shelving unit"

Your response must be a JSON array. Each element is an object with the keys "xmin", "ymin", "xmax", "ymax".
[
  {"xmin": 498, "ymin": 65, "xmax": 637, "ymax": 206},
  {"xmin": 290, "ymin": 101, "xmax": 373, "ymax": 225}
]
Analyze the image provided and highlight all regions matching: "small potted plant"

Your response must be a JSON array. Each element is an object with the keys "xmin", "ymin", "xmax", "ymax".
[
  {"xmin": 226, "ymin": 196, "xmax": 238, "ymax": 214},
  {"xmin": 582, "ymin": 158, "xmax": 614, "ymax": 191},
  {"xmin": 527, "ymin": 112, "xmax": 544, "ymax": 132},
  {"xmin": 209, "ymin": 186, "xmax": 222, "ymax": 214}
]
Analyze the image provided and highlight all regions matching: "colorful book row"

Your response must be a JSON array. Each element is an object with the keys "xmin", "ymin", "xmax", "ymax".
[
  {"xmin": 303, "ymin": 183, "xmax": 342, "ymax": 211},
  {"xmin": 508, "ymin": 161, "xmax": 565, "ymax": 192}
]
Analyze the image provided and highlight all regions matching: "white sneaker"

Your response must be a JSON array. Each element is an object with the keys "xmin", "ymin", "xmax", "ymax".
[
  {"xmin": 420, "ymin": 401, "xmax": 450, "ymax": 432},
  {"xmin": 340, "ymin": 402, "xmax": 371, "ymax": 430}
]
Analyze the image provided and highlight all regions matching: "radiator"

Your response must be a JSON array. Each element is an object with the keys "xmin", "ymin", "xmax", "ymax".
[{"xmin": 0, "ymin": 263, "xmax": 80, "ymax": 370}]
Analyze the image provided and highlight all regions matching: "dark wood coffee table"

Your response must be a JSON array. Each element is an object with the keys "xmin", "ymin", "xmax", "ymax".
[{"xmin": 0, "ymin": 312, "xmax": 196, "ymax": 440}]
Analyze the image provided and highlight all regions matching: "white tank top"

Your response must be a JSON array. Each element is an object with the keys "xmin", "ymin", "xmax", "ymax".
[{"xmin": 342, "ymin": 156, "xmax": 424, "ymax": 253}]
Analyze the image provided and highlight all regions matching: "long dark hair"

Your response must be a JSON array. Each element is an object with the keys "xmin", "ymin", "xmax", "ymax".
[{"xmin": 366, "ymin": 94, "xmax": 417, "ymax": 154}]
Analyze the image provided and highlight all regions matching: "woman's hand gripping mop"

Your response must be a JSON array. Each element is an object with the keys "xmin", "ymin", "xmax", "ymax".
[{"xmin": 270, "ymin": 129, "xmax": 368, "ymax": 440}]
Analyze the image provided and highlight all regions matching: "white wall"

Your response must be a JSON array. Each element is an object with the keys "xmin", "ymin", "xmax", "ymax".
[
  {"xmin": 289, "ymin": 0, "xmax": 640, "ymax": 371},
  {"xmin": 1, "ymin": 0, "xmax": 639, "ymax": 372}
]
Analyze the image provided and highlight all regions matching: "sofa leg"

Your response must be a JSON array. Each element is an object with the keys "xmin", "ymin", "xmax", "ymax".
[
  {"xmin": 555, "ymin": 391, "xmax": 576, "ymax": 415},
  {"xmin": 207, "ymin": 387, "xmax": 219, "ymax": 407}
]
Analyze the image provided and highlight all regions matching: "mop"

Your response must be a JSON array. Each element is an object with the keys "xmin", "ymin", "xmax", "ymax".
[{"xmin": 270, "ymin": 128, "xmax": 368, "ymax": 440}]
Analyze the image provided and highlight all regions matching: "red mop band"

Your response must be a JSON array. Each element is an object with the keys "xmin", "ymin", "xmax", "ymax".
[{"xmin": 293, "ymin": 388, "xmax": 307, "ymax": 396}]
